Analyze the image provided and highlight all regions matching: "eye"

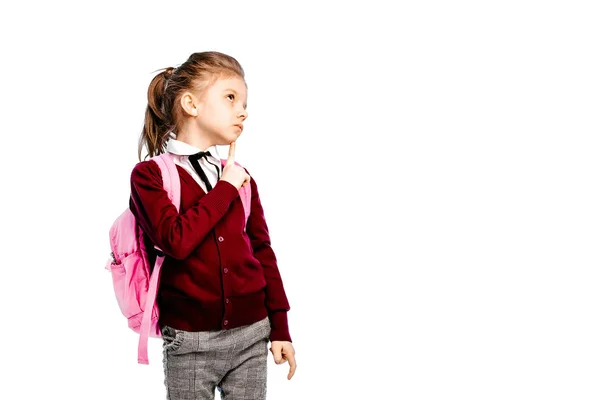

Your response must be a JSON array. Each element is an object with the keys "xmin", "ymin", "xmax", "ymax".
[{"xmin": 227, "ymin": 94, "xmax": 235, "ymax": 102}]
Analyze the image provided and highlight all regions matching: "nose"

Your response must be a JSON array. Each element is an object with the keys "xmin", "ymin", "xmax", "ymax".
[{"xmin": 238, "ymin": 108, "xmax": 248, "ymax": 121}]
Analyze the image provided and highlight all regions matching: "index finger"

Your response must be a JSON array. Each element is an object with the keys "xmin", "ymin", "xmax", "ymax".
[
  {"xmin": 287, "ymin": 354, "xmax": 297, "ymax": 380},
  {"xmin": 227, "ymin": 142, "xmax": 236, "ymax": 166}
]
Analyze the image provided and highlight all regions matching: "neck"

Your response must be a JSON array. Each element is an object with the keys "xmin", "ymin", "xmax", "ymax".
[{"xmin": 176, "ymin": 120, "xmax": 213, "ymax": 151}]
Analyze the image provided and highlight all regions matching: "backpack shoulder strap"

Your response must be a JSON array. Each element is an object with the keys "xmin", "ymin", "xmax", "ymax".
[
  {"xmin": 152, "ymin": 153, "xmax": 181, "ymax": 212},
  {"xmin": 220, "ymin": 159, "xmax": 252, "ymax": 229},
  {"xmin": 137, "ymin": 153, "xmax": 181, "ymax": 364}
]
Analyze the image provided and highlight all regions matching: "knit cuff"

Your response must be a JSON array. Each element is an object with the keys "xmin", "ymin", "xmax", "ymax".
[
  {"xmin": 204, "ymin": 180, "xmax": 240, "ymax": 215},
  {"xmin": 268, "ymin": 311, "xmax": 292, "ymax": 343}
]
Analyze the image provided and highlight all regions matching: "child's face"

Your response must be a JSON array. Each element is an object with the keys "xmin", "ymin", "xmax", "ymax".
[{"xmin": 193, "ymin": 76, "xmax": 248, "ymax": 146}]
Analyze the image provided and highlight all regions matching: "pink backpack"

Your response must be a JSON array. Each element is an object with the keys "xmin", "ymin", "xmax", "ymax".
[{"xmin": 105, "ymin": 152, "xmax": 251, "ymax": 364}]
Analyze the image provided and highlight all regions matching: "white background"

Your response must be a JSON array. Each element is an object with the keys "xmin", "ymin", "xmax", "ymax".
[{"xmin": 1, "ymin": 1, "xmax": 599, "ymax": 399}]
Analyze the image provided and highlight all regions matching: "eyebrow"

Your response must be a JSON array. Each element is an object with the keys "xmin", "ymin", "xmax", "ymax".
[{"xmin": 224, "ymin": 88, "xmax": 243, "ymax": 95}]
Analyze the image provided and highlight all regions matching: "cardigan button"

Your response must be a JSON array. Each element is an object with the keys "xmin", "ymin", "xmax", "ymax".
[
  {"xmin": 218, "ymin": 236, "xmax": 224, "ymax": 242},
  {"xmin": 224, "ymin": 268, "xmax": 229, "ymax": 274},
  {"xmin": 223, "ymin": 320, "xmax": 228, "ymax": 326},
  {"xmin": 225, "ymin": 298, "xmax": 230, "ymax": 304}
]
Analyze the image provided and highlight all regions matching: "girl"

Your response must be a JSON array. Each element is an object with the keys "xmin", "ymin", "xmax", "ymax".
[{"xmin": 129, "ymin": 51, "xmax": 296, "ymax": 399}]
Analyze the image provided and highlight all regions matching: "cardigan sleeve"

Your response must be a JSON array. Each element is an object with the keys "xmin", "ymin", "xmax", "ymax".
[
  {"xmin": 129, "ymin": 160, "xmax": 240, "ymax": 260},
  {"xmin": 244, "ymin": 171, "xmax": 292, "ymax": 343}
]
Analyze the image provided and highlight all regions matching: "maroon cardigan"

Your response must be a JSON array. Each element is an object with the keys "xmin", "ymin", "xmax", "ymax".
[{"xmin": 129, "ymin": 159, "xmax": 291, "ymax": 342}]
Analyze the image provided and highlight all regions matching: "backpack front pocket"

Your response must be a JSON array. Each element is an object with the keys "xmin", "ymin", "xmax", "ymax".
[{"xmin": 108, "ymin": 251, "xmax": 148, "ymax": 320}]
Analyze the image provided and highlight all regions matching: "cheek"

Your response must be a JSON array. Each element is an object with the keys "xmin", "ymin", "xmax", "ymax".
[
  {"xmin": 218, "ymin": 105, "xmax": 234, "ymax": 120},
  {"xmin": 201, "ymin": 104, "xmax": 223, "ymax": 123}
]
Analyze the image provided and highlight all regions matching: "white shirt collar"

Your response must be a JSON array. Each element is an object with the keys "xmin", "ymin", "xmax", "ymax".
[{"xmin": 166, "ymin": 137, "xmax": 221, "ymax": 162}]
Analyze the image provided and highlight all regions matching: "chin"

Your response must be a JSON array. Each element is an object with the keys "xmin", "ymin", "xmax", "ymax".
[{"xmin": 229, "ymin": 133, "xmax": 242, "ymax": 142}]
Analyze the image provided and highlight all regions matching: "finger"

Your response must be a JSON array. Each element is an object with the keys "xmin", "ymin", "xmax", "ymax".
[
  {"xmin": 227, "ymin": 142, "xmax": 236, "ymax": 166},
  {"xmin": 271, "ymin": 345, "xmax": 283, "ymax": 364},
  {"xmin": 287, "ymin": 354, "xmax": 297, "ymax": 380}
]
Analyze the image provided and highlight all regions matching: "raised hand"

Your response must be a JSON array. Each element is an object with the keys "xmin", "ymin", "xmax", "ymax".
[{"xmin": 220, "ymin": 141, "xmax": 251, "ymax": 189}]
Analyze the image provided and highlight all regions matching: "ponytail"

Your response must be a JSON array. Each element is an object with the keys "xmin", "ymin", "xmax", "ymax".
[{"xmin": 138, "ymin": 67, "xmax": 176, "ymax": 161}]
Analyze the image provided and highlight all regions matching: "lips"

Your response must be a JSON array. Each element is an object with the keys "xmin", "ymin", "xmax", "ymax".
[{"xmin": 234, "ymin": 124, "xmax": 243, "ymax": 131}]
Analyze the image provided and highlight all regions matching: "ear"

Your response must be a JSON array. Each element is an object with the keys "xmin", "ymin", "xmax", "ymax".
[{"xmin": 180, "ymin": 91, "xmax": 199, "ymax": 117}]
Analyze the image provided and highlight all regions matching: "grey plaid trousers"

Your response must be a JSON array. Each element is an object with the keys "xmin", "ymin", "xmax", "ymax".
[{"xmin": 161, "ymin": 316, "xmax": 271, "ymax": 400}]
